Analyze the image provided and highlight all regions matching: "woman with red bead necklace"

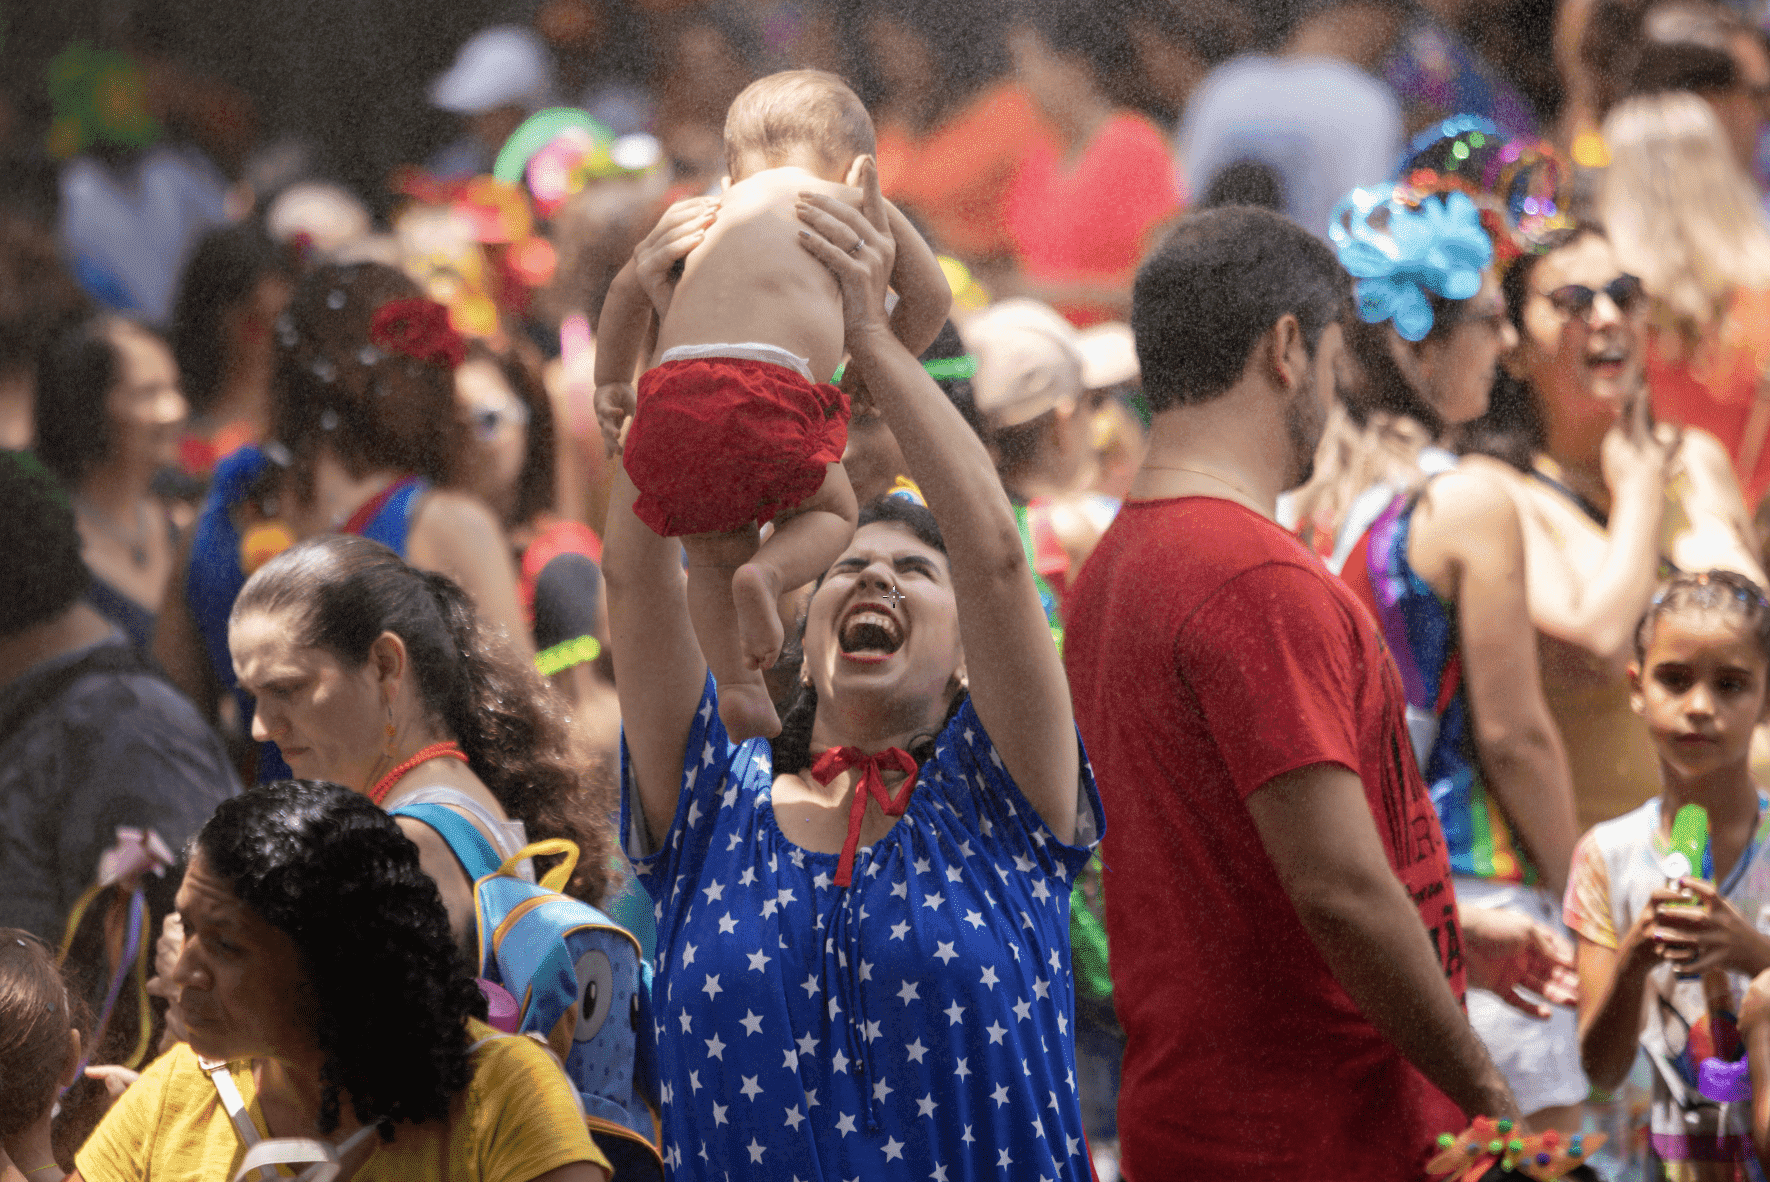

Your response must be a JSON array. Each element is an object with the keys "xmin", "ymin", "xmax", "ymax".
[{"xmin": 224, "ymin": 532, "xmax": 617, "ymax": 949}]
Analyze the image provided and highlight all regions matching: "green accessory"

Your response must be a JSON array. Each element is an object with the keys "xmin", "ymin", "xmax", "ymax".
[
  {"xmin": 827, "ymin": 354, "xmax": 977, "ymax": 387},
  {"xmin": 46, "ymin": 42, "xmax": 161, "ymax": 160},
  {"xmin": 534, "ymin": 634, "xmax": 602, "ymax": 677},
  {"xmin": 1666, "ymin": 802, "xmax": 1711, "ymax": 882}
]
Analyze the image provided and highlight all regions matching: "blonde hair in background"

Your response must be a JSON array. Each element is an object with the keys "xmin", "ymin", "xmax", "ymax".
[{"xmin": 1600, "ymin": 90, "xmax": 1770, "ymax": 341}]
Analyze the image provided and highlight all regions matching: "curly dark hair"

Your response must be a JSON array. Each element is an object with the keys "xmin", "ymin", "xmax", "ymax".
[
  {"xmin": 269, "ymin": 262, "xmax": 469, "ymax": 507},
  {"xmin": 194, "ymin": 779, "xmax": 485, "ymax": 1134},
  {"xmin": 0, "ymin": 450, "xmax": 90, "ymax": 635},
  {"xmin": 772, "ymin": 497, "xmax": 967, "ymax": 775},
  {"xmin": 230, "ymin": 534, "xmax": 617, "ymax": 903}
]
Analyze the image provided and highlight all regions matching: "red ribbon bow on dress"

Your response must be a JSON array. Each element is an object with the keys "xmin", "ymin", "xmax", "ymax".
[{"xmin": 809, "ymin": 746, "xmax": 919, "ymax": 887}]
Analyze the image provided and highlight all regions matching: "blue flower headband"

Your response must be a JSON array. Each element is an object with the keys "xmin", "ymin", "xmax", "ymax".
[{"xmin": 1328, "ymin": 184, "xmax": 1494, "ymax": 342}]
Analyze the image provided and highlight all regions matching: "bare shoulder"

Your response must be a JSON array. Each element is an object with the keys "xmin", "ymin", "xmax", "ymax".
[
  {"xmin": 1417, "ymin": 463, "xmax": 1519, "ymax": 530},
  {"xmin": 412, "ymin": 487, "xmax": 505, "ymax": 547}
]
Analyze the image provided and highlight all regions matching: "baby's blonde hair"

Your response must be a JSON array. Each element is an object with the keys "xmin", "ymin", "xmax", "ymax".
[
  {"xmin": 1600, "ymin": 91, "xmax": 1770, "ymax": 340},
  {"xmin": 723, "ymin": 69, "xmax": 875, "ymax": 181}
]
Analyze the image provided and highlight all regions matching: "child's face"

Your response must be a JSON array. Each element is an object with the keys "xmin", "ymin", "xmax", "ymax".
[{"xmin": 1632, "ymin": 608, "xmax": 1770, "ymax": 777}]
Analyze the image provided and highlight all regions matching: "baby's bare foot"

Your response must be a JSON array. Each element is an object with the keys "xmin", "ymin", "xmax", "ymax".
[
  {"xmin": 733, "ymin": 563, "xmax": 786, "ymax": 671},
  {"xmin": 718, "ymin": 679, "xmax": 782, "ymax": 741}
]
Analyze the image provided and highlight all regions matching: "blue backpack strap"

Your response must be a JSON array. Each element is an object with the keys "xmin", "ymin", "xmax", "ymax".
[{"xmin": 388, "ymin": 802, "xmax": 502, "ymax": 882}]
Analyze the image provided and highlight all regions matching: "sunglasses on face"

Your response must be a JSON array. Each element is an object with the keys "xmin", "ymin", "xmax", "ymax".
[{"xmin": 1543, "ymin": 274, "xmax": 1645, "ymax": 320}]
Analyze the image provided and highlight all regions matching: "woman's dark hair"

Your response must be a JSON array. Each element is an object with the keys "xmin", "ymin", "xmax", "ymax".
[
  {"xmin": 0, "ymin": 212, "xmax": 90, "ymax": 378},
  {"xmin": 269, "ymin": 262, "xmax": 469, "ymax": 506},
  {"xmin": 1634, "ymin": 569, "xmax": 1770, "ymax": 665},
  {"xmin": 470, "ymin": 339, "xmax": 557, "ymax": 530},
  {"xmin": 921, "ymin": 318, "xmax": 987, "ymax": 440},
  {"xmin": 0, "ymin": 930, "xmax": 73, "ymax": 1137},
  {"xmin": 1134, "ymin": 206, "xmax": 1351, "ymax": 413},
  {"xmin": 231, "ymin": 535, "xmax": 617, "ymax": 903},
  {"xmin": 0, "ymin": 451, "xmax": 90, "ymax": 636},
  {"xmin": 193, "ymin": 779, "xmax": 486, "ymax": 1135},
  {"xmin": 772, "ymin": 497, "xmax": 966, "ymax": 775},
  {"xmin": 863, "ymin": 0, "xmax": 1012, "ymax": 130},
  {"xmin": 32, "ymin": 313, "xmax": 161, "ymax": 485},
  {"xmin": 1339, "ymin": 295, "xmax": 1470, "ymax": 437},
  {"xmin": 1458, "ymin": 223, "xmax": 1608, "ymax": 470},
  {"xmin": 1023, "ymin": 0, "xmax": 1139, "ymax": 87},
  {"xmin": 171, "ymin": 220, "xmax": 292, "ymax": 418}
]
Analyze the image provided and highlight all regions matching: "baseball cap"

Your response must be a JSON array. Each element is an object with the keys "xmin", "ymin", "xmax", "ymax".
[
  {"xmin": 431, "ymin": 26, "xmax": 553, "ymax": 115},
  {"xmin": 963, "ymin": 299, "xmax": 1085, "ymax": 428}
]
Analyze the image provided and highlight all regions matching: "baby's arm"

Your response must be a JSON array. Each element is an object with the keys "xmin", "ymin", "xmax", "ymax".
[
  {"xmin": 592, "ymin": 263, "xmax": 649, "ymax": 455},
  {"xmin": 882, "ymin": 198, "xmax": 951, "ymax": 357},
  {"xmin": 593, "ymin": 196, "xmax": 720, "ymax": 454}
]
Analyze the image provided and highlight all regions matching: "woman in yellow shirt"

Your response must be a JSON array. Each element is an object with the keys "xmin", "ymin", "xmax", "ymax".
[{"xmin": 71, "ymin": 779, "xmax": 610, "ymax": 1182}]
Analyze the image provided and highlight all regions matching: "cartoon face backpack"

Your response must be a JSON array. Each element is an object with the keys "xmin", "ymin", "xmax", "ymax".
[{"xmin": 390, "ymin": 798, "xmax": 662, "ymax": 1180}]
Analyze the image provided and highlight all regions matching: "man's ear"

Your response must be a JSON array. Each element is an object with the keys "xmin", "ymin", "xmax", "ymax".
[{"xmin": 1266, "ymin": 313, "xmax": 1306, "ymax": 392}]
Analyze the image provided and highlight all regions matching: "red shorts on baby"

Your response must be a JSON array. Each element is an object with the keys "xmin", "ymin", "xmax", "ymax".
[{"xmin": 625, "ymin": 355, "xmax": 850, "ymax": 537}]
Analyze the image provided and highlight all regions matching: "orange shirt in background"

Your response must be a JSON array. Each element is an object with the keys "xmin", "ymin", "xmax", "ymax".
[
  {"xmin": 1647, "ymin": 286, "xmax": 1770, "ymax": 510},
  {"xmin": 875, "ymin": 80, "xmax": 1060, "ymax": 263},
  {"xmin": 1006, "ymin": 113, "xmax": 1183, "ymax": 328}
]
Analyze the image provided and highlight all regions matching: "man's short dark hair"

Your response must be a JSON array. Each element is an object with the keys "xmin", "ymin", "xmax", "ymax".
[
  {"xmin": 0, "ymin": 451, "xmax": 89, "ymax": 636},
  {"xmin": 1132, "ymin": 206, "xmax": 1350, "ymax": 413}
]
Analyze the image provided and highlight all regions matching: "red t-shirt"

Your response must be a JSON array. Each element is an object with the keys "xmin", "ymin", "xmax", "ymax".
[
  {"xmin": 1006, "ymin": 112, "xmax": 1182, "ymax": 328},
  {"xmin": 1064, "ymin": 497, "xmax": 1465, "ymax": 1180}
]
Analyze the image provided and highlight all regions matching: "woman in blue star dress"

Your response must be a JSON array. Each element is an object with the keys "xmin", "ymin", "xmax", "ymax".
[{"xmin": 603, "ymin": 160, "xmax": 1103, "ymax": 1181}]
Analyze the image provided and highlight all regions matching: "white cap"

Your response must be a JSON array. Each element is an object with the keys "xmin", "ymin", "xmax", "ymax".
[
  {"xmin": 431, "ymin": 26, "xmax": 553, "ymax": 115},
  {"xmin": 962, "ymin": 299, "xmax": 1086, "ymax": 429}
]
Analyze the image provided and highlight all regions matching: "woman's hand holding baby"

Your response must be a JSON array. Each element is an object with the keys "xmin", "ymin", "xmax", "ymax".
[{"xmin": 634, "ymin": 195, "xmax": 719, "ymax": 315}]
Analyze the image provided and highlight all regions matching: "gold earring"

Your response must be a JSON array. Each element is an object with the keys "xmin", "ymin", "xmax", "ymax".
[{"xmin": 384, "ymin": 705, "xmax": 397, "ymax": 756}]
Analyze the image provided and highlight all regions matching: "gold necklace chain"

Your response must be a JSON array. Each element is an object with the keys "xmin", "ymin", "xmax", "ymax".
[{"xmin": 1141, "ymin": 464, "xmax": 1260, "ymax": 503}]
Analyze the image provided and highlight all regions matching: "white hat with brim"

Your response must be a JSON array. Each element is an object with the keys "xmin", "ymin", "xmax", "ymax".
[
  {"xmin": 431, "ymin": 26, "xmax": 553, "ymax": 115},
  {"xmin": 963, "ymin": 299, "xmax": 1086, "ymax": 429}
]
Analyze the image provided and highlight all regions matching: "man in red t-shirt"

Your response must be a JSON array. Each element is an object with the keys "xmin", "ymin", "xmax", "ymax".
[{"xmin": 1064, "ymin": 207, "xmax": 1517, "ymax": 1180}]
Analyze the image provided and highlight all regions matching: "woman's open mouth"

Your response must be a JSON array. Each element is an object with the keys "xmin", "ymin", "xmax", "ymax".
[
  {"xmin": 1586, "ymin": 345, "xmax": 1627, "ymax": 378},
  {"xmin": 838, "ymin": 606, "xmax": 903, "ymax": 659}
]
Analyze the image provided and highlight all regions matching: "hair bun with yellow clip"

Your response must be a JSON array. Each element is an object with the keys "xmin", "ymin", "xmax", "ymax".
[{"xmin": 1329, "ymin": 182, "xmax": 1493, "ymax": 342}]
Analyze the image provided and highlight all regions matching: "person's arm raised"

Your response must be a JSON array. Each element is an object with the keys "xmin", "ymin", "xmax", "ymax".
[
  {"xmin": 798, "ymin": 159, "xmax": 1078, "ymax": 843},
  {"xmin": 1246, "ymin": 762, "xmax": 1519, "ymax": 1121},
  {"xmin": 1519, "ymin": 391, "xmax": 1673, "ymax": 670},
  {"xmin": 602, "ymin": 467, "xmax": 707, "ymax": 848}
]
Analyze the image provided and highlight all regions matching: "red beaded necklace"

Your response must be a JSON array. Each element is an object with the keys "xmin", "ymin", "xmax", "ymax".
[{"xmin": 369, "ymin": 741, "xmax": 468, "ymax": 806}]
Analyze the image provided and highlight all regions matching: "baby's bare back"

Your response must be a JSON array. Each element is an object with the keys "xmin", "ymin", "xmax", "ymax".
[{"xmin": 656, "ymin": 168, "xmax": 858, "ymax": 382}]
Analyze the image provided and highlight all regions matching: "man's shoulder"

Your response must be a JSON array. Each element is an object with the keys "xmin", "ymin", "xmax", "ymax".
[{"xmin": 3, "ymin": 642, "xmax": 220, "ymax": 759}]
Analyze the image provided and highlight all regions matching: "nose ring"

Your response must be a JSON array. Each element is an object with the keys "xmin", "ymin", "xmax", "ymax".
[{"xmin": 881, "ymin": 585, "xmax": 904, "ymax": 608}]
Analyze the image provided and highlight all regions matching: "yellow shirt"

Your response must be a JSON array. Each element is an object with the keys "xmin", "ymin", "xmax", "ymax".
[{"xmin": 76, "ymin": 1020, "xmax": 610, "ymax": 1181}]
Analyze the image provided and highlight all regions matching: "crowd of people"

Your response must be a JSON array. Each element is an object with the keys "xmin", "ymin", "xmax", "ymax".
[{"xmin": 15, "ymin": 0, "xmax": 1770, "ymax": 1179}]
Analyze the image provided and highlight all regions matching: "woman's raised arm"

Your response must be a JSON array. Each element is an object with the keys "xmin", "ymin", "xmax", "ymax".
[
  {"xmin": 797, "ymin": 160, "xmax": 1080, "ymax": 844},
  {"xmin": 602, "ymin": 466, "xmax": 707, "ymax": 845}
]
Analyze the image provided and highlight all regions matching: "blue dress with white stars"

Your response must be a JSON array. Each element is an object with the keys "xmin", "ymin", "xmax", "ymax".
[{"xmin": 622, "ymin": 675, "xmax": 1103, "ymax": 1181}]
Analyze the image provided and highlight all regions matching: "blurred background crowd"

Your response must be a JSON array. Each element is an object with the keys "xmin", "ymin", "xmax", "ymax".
[{"xmin": 11, "ymin": 0, "xmax": 1770, "ymax": 1175}]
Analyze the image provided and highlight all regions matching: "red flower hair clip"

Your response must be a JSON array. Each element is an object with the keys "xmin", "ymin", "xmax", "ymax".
[{"xmin": 368, "ymin": 297, "xmax": 467, "ymax": 370}]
